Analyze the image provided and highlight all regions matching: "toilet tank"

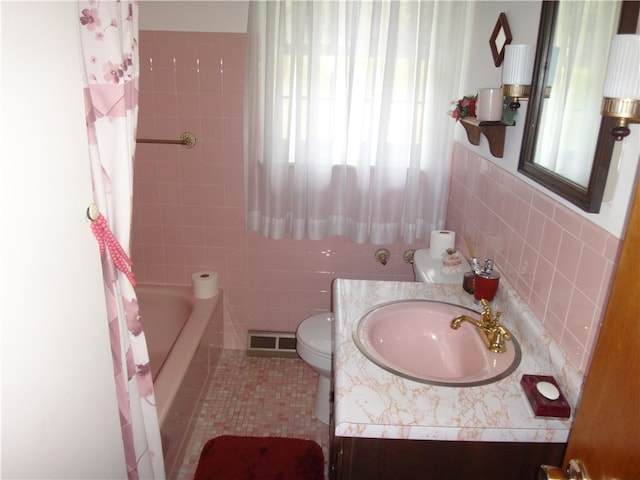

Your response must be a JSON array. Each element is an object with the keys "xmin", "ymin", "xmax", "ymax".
[{"xmin": 413, "ymin": 249, "xmax": 465, "ymax": 284}]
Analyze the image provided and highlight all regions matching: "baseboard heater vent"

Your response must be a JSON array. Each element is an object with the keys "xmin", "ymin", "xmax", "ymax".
[{"xmin": 247, "ymin": 330, "xmax": 298, "ymax": 358}]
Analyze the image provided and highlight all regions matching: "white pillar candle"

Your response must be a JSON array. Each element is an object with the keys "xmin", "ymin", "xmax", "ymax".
[{"xmin": 477, "ymin": 88, "xmax": 504, "ymax": 121}]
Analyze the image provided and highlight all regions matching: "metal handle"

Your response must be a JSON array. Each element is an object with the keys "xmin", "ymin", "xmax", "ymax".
[
  {"xmin": 136, "ymin": 131, "xmax": 196, "ymax": 148},
  {"xmin": 538, "ymin": 460, "xmax": 590, "ymax": 480}
]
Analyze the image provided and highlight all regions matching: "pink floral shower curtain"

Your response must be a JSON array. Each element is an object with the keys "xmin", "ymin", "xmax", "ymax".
[{"xmin": 78, "ymin": 1, "xmax": 164, "ymax": 478}]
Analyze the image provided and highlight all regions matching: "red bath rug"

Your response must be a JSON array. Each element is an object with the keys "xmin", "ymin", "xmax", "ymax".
[{"xmin": 193, "ymin": 435, "xmax": 324, "ymax": 480}]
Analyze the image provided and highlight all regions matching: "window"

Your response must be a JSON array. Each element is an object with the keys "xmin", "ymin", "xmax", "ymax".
[{"xmin": 244, "ymin": 1, "xmax": 474, "ymax": 243}]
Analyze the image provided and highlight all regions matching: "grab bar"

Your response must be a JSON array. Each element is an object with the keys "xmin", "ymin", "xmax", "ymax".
[{"xmin": 136, "ymin": 131, "xmax": 196, "ymax": 148}]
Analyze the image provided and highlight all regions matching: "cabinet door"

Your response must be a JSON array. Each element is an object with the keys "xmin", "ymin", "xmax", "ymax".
[{"xmin": 331, "ymin": 436, "xmax": 565, "ymax": 480}]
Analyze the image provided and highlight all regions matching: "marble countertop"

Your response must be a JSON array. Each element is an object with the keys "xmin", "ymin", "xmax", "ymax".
[{"xmin": 332, "ymin": 277, "xmax": 583, "ymax": 443}]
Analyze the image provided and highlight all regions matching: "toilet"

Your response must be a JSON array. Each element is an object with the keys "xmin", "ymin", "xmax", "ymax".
[
  {"xmin": 296, "ymin": 312, "xmax": 333, "ymax": 424},
  {"xmin": 296, "ymin": 248, "xmax": 462, "ymax": 424},
  {"xmin": 412, "ymin": 248, "xmax": 465, "ymax": 285}
]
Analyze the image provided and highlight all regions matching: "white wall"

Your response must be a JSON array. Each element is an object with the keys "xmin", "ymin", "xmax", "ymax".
[
  {"xmin": 463, "ymin": 1, "xmax": 542, "ymax": 93},
  {"xmin": 1, "ymin": 2, "xmax": 127, "ymax": 478},
  {"xmin": 460, "ymin": 1, "xmax": 639, "ymax": 238}
]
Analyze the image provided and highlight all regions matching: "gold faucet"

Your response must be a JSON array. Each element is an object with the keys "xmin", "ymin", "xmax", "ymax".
[{"xmin": 450, "ymin": 300, "xmax": 511, "ymax": 353}]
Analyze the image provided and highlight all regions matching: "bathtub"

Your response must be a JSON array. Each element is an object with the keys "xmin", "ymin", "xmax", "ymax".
[{"xmin": 136, "ymin": 284, "xmax": 223, "ymax": 478}]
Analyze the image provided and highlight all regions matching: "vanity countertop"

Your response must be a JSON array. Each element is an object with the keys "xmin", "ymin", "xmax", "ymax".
[{"xmin": 332, "ymin": 278, "xmax": 582, "ymax": 443}]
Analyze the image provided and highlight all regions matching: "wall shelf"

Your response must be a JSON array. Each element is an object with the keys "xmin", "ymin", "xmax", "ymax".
[{"xmin": 458, "ymin": 117, "xmax": 512, "ymax": 158}]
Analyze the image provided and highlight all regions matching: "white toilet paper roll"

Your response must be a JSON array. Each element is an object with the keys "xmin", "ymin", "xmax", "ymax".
[
  {"xmin": 429, "ymin": 230, "xmax": 456, "ymax": 259},
  {"xmin": 192, "ymin": 271, "xmax": 219, "ymax": 298}
]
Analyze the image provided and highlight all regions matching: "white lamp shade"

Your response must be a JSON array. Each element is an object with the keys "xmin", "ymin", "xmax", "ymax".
[
  {"xmin": 502, "ymin": 44, "xmax": 535, "ymax": 85},
  {"xmin": 603, "ymin": 34, "xmax": 640, "ymax": 99}
]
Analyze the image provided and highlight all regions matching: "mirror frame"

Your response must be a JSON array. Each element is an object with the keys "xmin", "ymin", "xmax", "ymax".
[{"xmin": 518, "ymin": 1, "xmax": 639, "ymax": 213}]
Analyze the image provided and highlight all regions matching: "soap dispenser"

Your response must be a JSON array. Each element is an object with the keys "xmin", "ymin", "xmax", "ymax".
[{"xmin": 474, "ymin": 259, "xmax": 500, "ymax": 302}]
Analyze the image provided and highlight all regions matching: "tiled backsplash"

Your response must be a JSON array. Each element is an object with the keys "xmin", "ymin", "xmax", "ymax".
[
  {"xmin": 132, "ymin": 31, "xmax": 424, "ymax": 349},
  {"xmin": 447, "ymin": 143, "xmax": 621, "ymax": 373}
]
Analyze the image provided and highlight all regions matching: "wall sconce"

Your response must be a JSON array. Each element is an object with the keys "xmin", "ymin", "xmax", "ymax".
[
  {"xmin": 601, "ymin": 34, "xmax": 640, "ymax": 141},
  {"xmin": 502, "ymin": 44, "xmax": 535, "ymax": 110}
]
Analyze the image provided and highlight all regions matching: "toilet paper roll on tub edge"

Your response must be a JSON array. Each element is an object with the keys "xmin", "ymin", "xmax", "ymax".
[
  {"xmin": 429, "ymin": 230, "xmax": 456, "ymax": 259},
  {"xmin": 192, "ymin": 271, "xmax": 219, "ymax": 298}
]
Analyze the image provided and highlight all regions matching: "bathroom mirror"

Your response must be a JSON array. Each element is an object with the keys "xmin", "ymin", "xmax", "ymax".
[{"xmin": 518, "ymin": 1, "xmax": 639, "ymax": 213}]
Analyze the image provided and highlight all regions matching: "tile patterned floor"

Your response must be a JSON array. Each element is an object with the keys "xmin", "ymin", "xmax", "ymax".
[{"xmin": 176, "ymin": 350, "xmax": 330, "ymax": 479}]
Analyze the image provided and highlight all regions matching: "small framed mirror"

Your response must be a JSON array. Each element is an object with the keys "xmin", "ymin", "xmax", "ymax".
[{"xmin": 489, "ymin": 13, "xmax": 512, "ymax": 67}]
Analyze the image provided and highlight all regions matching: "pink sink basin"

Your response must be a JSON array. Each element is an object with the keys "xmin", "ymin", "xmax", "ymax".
[{"xmin": 353, "ymin": 300, "xmax": 521, "ymax": 387}]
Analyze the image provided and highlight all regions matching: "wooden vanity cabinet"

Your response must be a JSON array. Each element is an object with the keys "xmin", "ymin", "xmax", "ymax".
[{"xmin": 330, "ymin": 435, "xmax": 565, "ymax": 480}]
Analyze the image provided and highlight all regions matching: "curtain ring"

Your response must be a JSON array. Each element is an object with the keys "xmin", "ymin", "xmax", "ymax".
[{"xmin": 87, "ymin": 203, "xmax": 100, "ymax": 221}]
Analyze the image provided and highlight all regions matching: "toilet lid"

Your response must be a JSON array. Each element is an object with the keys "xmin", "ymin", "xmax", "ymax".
[
  {"xmin": 413, "ymin": 249, "xmax": 464, "ymax": 284},
  {"xmin": 296, "ymin": 313, "xmax": 333, "ymax": 356}
]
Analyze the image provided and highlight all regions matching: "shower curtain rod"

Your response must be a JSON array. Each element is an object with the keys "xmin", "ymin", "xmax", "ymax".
[{"xmin": 136, "ymin": 131, "xmax": 196, "ymax": 148}]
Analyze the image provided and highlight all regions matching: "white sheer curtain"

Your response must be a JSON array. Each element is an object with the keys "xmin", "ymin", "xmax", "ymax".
[
  {"xmin": 535, "ymin": 0, "xmax": 621, "ymax": 187},
  {"xmin": 244, "ymin": 0, "xmax": 474, "ymax": 244}
]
